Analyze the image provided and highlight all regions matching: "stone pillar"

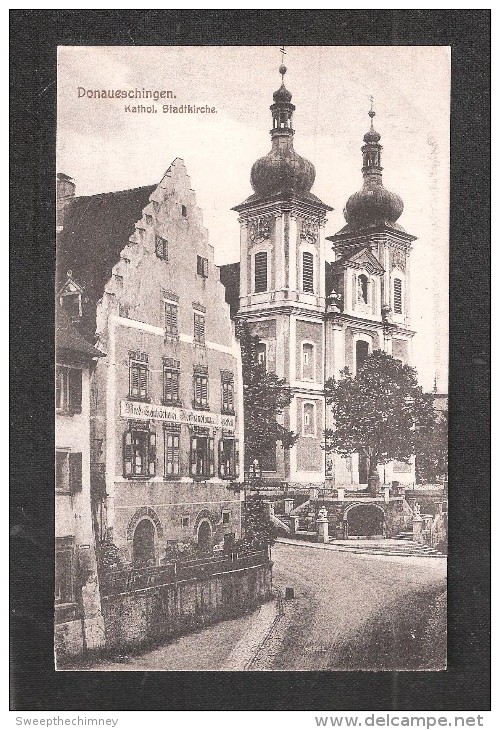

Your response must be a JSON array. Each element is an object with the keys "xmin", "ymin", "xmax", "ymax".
[
  {"xmin": 412, "ymin": 515, "xmax": 424, "ymax": 544},
  {"xmin": 284, "ymin": 498, "xmax": 294, "ymax": 515},
  {"xmin": 316, "ymin": 506, "xmax": 329, "ymax": 544},
  {"xmin": 337, "ymin": 487, "xmax": 345, "ymax": 501},
  {"xmin": 384, "ymin": 486, "xmax": 390, "ymax": 503},
  {"xmin": 310, "ymin": 486, "xmax": 319, "ymax": 500},
  {"xmin": 290, "ymin": 515, "xmax": 299, "ymax": 535}
]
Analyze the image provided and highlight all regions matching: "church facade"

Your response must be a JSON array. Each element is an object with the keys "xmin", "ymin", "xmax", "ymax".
[{"xmin": 222, "ymin": 65, "xmax": 417, "ymax": 488}]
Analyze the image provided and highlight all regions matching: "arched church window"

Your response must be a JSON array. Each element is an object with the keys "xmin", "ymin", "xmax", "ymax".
[
  {"xmin": 358, "ymin": 274, "xmax": 368, "ymax": 304},
  {"xmin": 302, "ymin": 251, "xmax": 314, "ymax": 293},
  {"xmin": 393, "ymin": 278, "xmax": 403, "ymax": 314},
  {"xmin": 254, "ymin": 251, "xmax": 268, "ymax": 293}
]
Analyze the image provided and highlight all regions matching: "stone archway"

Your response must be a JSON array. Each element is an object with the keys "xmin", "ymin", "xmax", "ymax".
[
  {"xmin": 133, "ymin": 518, "xmax": 156, "ymax": 566},
  {"xmin": 197, "ymin": 519, "xmax": 212, "ymax": 554},
  {"xmin": 344, "ymin": 503, "xmax": 386, "ymax": 538}
]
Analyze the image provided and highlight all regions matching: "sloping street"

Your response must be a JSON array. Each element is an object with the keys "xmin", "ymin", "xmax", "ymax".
[{"xmin": 87, "ymin": 541, "xmax": 446, "ymax": 671}]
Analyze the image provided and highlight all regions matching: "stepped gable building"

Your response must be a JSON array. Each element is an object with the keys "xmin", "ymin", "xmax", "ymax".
[
  {"xmin": 221, "ymin": 68, "xmax": 417, "ymax": 488},
  {"xmin": 55, "ymin": 309, "xmax": 105, "ymax": 660},
  {"xmin": 57, "ymin": 159, "xmax": 243, "ymax": 566}
]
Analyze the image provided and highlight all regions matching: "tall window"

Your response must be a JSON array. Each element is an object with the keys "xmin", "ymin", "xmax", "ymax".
[
  {"xmin": 56, "ymin": 451, "xmax": 82, "ymax": 493},
  {"xmin": 302, "ymin": 343, "xmax": 314, "ymax": 381},
  {"xmin": 164, "ymin": 427, "xmax": 181, "ymax": 478},
  {"xmin": 164, "ymin": 301, "xmax": 178, "ymax": 335},
  {"xmin": 302, "ymin": 251, "xmax": 314, "ymax": 293},
  {"xmin": 393, "ymin": 278, "xmax": 403, "ymax": 314},
  {"xmin": 123, "ymin": 427, "xmax": 156, "ymax": 478},
  {"xmin": 163, "ymin": 360, "xmax": 180, "ymax": 405},
  {"xmin": 190, "ymin": 433, "xmax": 215, "ymax": 478},
  {"xmin": 193, "ymin": 372, "xmax": 209, "ymax": 408},
  {"xmin": 358, "ymin": 274, "xmax": 369, "ymax": 304},
  {"xmin": 56, "ymin": 365, "xmax": 82, "ymax": 413},
  {"xmin": 156, "ymin": 236, "xmax": 168, "ymax": 261},
  {"xmin": 257, "ymin": 342, "xmax": 267, "ymax": 370},
  {"xmin": 197, "ymin": 255, "xmax": 208, "ymax": 278},
  {"xmin": 194, "ymin": 312, "xmax": 205, "ymax": 344},
  {"xmin": 303, "ymin": 402, "xmax": 316, "ymax": 436},
  {"xmin": 221, "ymin": 372, "xmax": 234, "ymax": 414},
  {"xmin": 254, "ymin": 251, "xmax": 268, "ymax": 293},
  {"xmin": 219, "ymin": 438, "xmax": 239, "ymax": 479},
  {"xmin": 129, "ymin": 359, "xmax": 148, "ymax": 400},
  {"xmin": 355, "ymin": 340, "xmax": 369, "ymax": 373}
]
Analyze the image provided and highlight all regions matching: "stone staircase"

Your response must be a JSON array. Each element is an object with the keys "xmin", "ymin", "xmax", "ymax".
[{"xmin": 329, "ymin": 538, "xmax": 445, "ymax": 558}]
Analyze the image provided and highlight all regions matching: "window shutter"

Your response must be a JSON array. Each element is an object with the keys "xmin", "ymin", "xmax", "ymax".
[
  {"xmin": 235, "ymin": 440, "xmax": 240, "ymax": 479},
  {"xmin": 302, "ymin": 251, "xmax": 314, "ymax": 293},
  {"xmin": 171, "ymin": 304, "xmax": 178, "ymax": 334},
  {"xmin": 203, "ymin": 258, "xmax": 208, "ymax": 277},
  {"xmin": 209, "ymin": 438, "xmax": 215, "ymax": 477},
  {"xmin": 254, "ymin": 251, "xmax": 268, "ymax": 293},
  {"xmin": 131, "ymin": 365, "xmax": 139, "ymax": 397},
  {"xmin": 394, "ymin": 278, "xmax": 403, "ymax": 314},
  {"xmin": 228, "ymin": 383, "xmax": 234, "ymax": 411},
  {"xmin": 219, "ymin": 440, "xmax": 225, "ymax": 478},
  {"xmin": 139, "ymin": 367, "xmax": 147, "ymax": 398},
  {"xmin": 123, "ymin": 431, "xmax": 133, "ymax": 477},
  {"xmin": 172, "ymin": 372, "xmax": 179, "ymax": 402},
  {"xmin": 190, "ymin": 437, "xmax": 197, "ymax": 476},
  {"xmin": 68, "ymin": 369, "xmax": 82, "ymax": 413},
  {"xmin": 201, "ymin": 377, "xmax": 208, "ymax": 405},
  {"xmin": 69, "ymin": 452, "xmax": 82, "ymax": 493},
  {"xmin": 149, "ymin": 432, "xmax": 156, "ymax": 475}
]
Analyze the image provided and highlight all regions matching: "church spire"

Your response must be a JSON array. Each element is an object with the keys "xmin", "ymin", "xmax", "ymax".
[
  {"xmin": 270, "ymin": 58, "xmax": 295, "ymax": 140},
  {"xmin": 361, "ymin": 99, "xmax": 383, "ymax": 177}
]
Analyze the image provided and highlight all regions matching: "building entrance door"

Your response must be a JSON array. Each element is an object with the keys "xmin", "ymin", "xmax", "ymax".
[
  {"xmin": 197, "ymin": 520, "xmax": 212, "ymax": 554},
  {"xmin": 133, "ymin": 519, "xmax": 155, "ymax": 566}
]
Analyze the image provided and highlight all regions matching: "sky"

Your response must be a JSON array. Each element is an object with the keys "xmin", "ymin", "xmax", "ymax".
[{"xmin": 57, "ymin": 45, "xmax": 450, "ymax": 393}]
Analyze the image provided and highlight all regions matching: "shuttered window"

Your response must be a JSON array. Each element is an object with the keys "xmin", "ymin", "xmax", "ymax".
[
  {"xmin": 69, "ymin": 452, "xmax": 82, "ymax": 493},
  {"xmin": 190, "ymin": 435, "xmax": 215, "ymax": 478},
  {"xmin": 254, "ymin": 251, "xmax": 268, "ymax": 293},
  {"xmin": 221, "ymin": 376, "xmax": 234, "ymax": 414},
  {"xmin": 155, "ymin": 236, "xmax": 168, "ymax": 260},
  {"xmin": 194, "ymin": 375, "xmax": 209, "ymax": 408},
  {"xmin": 302, "ymin": 251, "xmax": 314, "ymax": 293},
  {"xmin": 218, "ymin": 439, "xmax": 240, "ymax": 479},
  {"xmin": 197, "ymin": 255, "xmax": 208, "ymax": 277},
  {"xmin": 164, "ymin": 430, "xmax": 180, "ymax": 477},
  {"xmin": 123, "ymin": 428, "xmax": 156, "ymax": 478},
  {"xmin": 130, "ymin": 362, "xmax": 148, "ymax": 399},
  {"xmin": 194, "ymin": 312, "xmax": 205, "ymax": 344},
  {"xmin": 56, "ymin": 366, "xmax": 82, "ymax": 413},
  {"xmin": 163, "ymin": 367, "xmax": 180, "ymax": 404},
  {"xmin": 393, "ymin": 278, "xmax": 403, "ymax": 314},
  {"xmin": 164, "ymin": 302, "xmax": 178, "ymax": 335}
]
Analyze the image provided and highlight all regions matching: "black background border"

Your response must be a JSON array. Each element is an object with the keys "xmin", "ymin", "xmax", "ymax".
[{"xmin": 10, "ymin": 9, "xmax": 490, "ymax": 712}]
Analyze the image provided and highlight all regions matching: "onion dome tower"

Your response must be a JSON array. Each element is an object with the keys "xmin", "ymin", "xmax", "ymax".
[
  {"xmin": 343, "ymin": 106, "xmax": 405, "ymax": 231},
  {"xmin": 232, "ymin": 59, "xmax": 333, "ymax": 487}
]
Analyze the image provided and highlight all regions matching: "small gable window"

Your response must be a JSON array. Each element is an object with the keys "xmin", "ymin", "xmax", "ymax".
[
  {"xmin": 197, "ymin": 255, "xmax": 208, "ymax": 278},
  {"xmin": 156, "ymin": 236, "xmax": 168, "ymax": 261}
]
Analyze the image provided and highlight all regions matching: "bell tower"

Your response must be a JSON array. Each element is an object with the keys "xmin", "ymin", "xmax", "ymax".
[{"xmin": 233, "ymin": 60, "xmax": 333, "ymax": 486}]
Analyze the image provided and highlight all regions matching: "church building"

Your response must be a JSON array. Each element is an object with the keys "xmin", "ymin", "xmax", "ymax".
[{"xmin": 221, "ymin": 64, "xmax": 417, "ymax": 488}]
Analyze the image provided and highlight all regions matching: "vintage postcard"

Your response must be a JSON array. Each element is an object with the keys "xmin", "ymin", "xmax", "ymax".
[{"xmin": 55, "ymin": 45, "xmax": 449, "ymax": 671}]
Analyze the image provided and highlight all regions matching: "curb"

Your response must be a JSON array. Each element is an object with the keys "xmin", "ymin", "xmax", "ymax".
[
  {"xmin": 220, "ymin": 597, "xmax": 281, "ymax": 671},
  {"xmin": 275, "ymin": 537, "xmax": 447, "ymax": 559}
]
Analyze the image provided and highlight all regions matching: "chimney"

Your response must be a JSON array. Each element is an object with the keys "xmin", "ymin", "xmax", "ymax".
[{"xmin": 56, "ymin": 173, "xmax": 75, "ymax": 231}]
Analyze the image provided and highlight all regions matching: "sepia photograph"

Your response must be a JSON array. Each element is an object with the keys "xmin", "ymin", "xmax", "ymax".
[{"xmin": 54, "ymin": 44, "xmax": 450, "ymax": 672}]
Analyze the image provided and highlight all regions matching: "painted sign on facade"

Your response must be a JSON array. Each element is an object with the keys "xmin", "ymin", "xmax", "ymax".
[{"xmin": 120, "ymin": 400, "xmax": 236, "ymax": 431}]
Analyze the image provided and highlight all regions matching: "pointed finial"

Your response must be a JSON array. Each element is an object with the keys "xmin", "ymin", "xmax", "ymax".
[
  {"xmin": 368, "ymin": 95, "xmax": 376, "ymax": 125},
  {"xmin": 279, "ymin": 46, "xmax": 287, "ymax": 80}
]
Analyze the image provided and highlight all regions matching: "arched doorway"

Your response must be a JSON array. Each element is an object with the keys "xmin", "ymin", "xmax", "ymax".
[
  {"xmin": 197, "ymin": 520, "xmax": 212, "ymax": 554},
  {"xmin": 133, "ymin": 519, "xmax": 156, "ymax": 566},
  {"xmin": 345, "ymin": 504, "xmax": 385, "ymax": 538}
]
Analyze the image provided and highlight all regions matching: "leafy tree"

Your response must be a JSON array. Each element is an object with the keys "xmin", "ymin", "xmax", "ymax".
[
  {"xmin": 243, "ymin": 494, "xmax": 278, "ymax": 548},
  {"xmin": 237, "ymin": 323, "xmax": 297, "ymax": 470},
  {"xmin": 415, "ymin": 409, "xmax": 448, "ymax": 484},
  {"xmin": 325, "ymin": 350, "xmax": 435, "ymax": 495}
]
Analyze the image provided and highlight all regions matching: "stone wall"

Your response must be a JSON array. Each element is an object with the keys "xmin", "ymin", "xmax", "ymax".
[{"xmin": 101, "ymin": 562, "xmax": 272, "ymax": 652}]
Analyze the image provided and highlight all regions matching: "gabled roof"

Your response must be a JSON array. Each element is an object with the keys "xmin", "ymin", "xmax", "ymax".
[
  {"xmin": 329, "ymin": 246, "xmax": 385, "ymax": 276},
  {"xmin": 57, "ymin": 183, "xmax": 156, "ymax": 340},
  {"xmin": 56, "ymin": 308, "xmax": 104, "ymax": 361}
]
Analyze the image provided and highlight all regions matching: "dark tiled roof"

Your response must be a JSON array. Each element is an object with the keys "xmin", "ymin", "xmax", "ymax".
[
  {"xmin": 232, "ymin": 189, "xmax": 332, "ymax": 212},
  {"xmin": 56, "ymin": 308, "xmax": 104, "ymax": 360},
  {"xmin": 57, "ymin": 184, "xmax": 156, "ymax": 339}
]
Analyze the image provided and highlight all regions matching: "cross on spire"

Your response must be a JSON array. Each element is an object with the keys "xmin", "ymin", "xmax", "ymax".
[{"xmin": 280, "ymin": 46, "xmax": 286, "ymax": 64}]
